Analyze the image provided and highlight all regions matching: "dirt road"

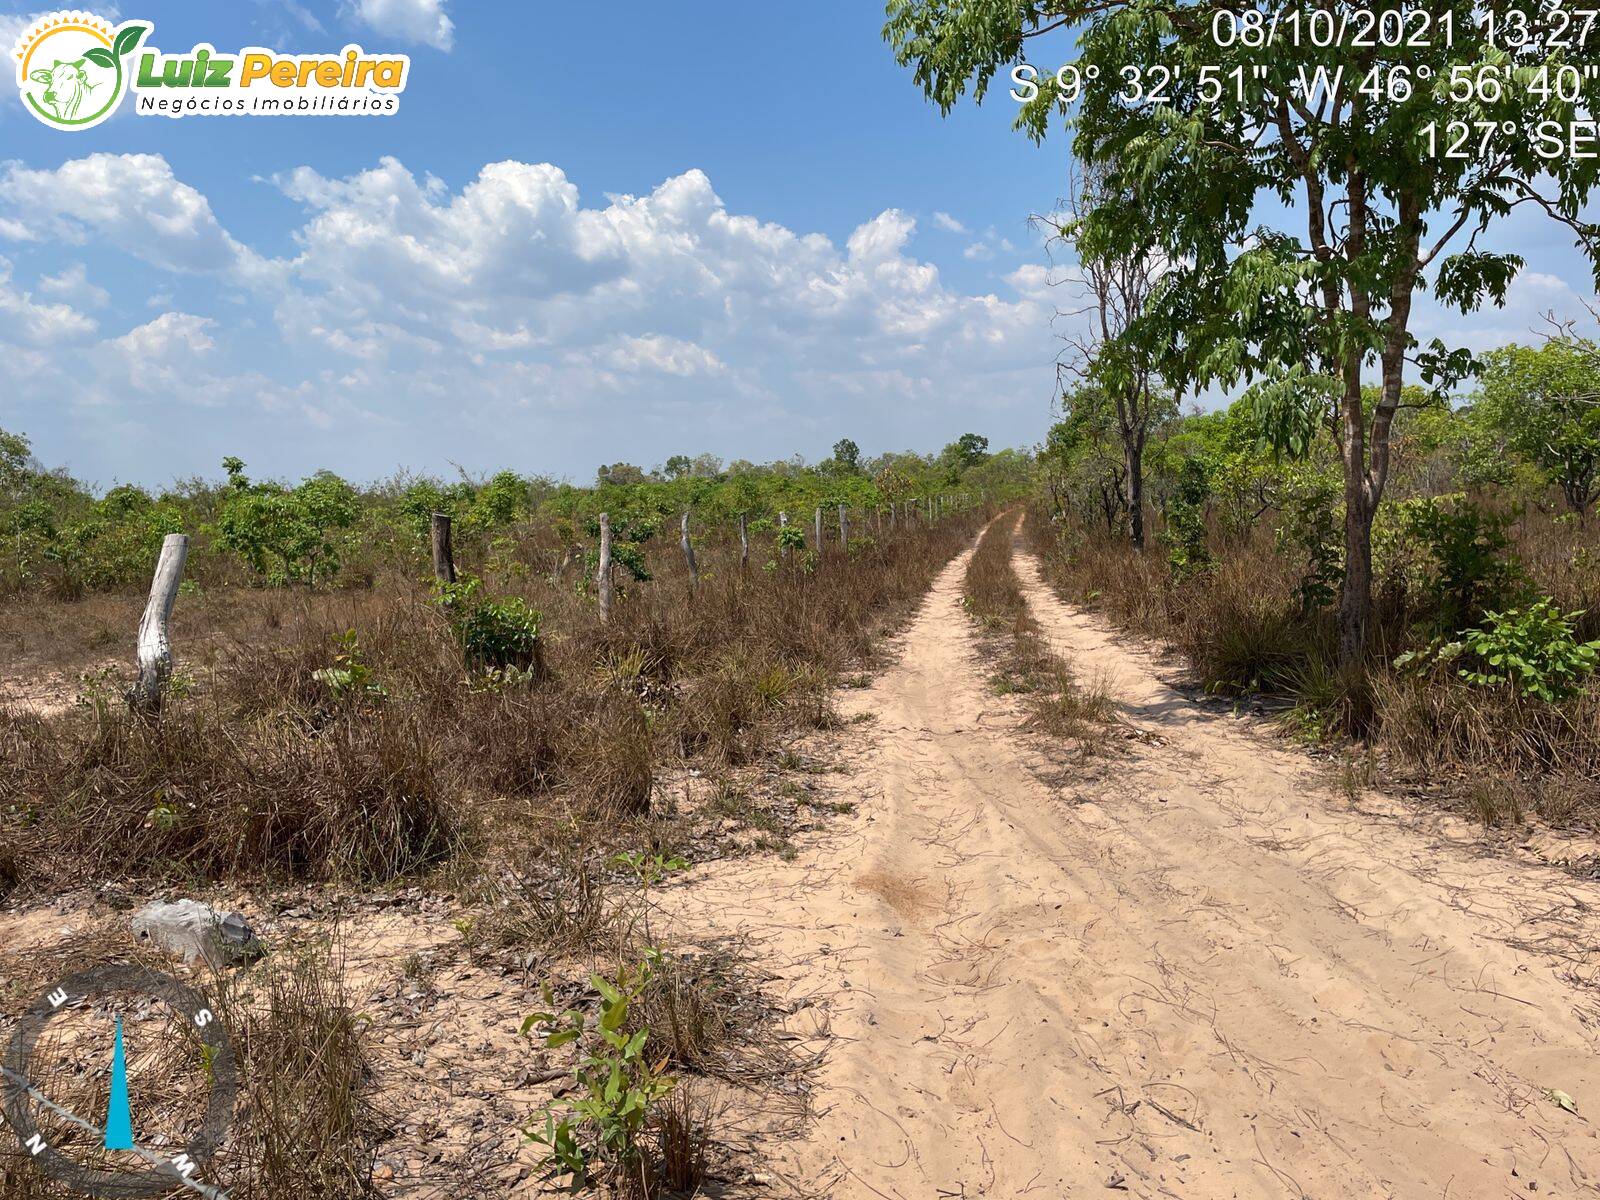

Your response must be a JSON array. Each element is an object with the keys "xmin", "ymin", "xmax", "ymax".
[{"xmin": 688, "ymin": 523, "xmax": 1600, "ymax": 1199}]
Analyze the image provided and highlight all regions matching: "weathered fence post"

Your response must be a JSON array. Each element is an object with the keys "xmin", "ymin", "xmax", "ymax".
[
  {"xmin": 814, "ymin": 507, "xmax": 824, "ymax": 557},
  {"xmin": 130, "ymin": 533, "xmax": 188, "ymax": 714},
  {"xmin": 738, "ymin": 512, "xmax": 750, "ymax": 570},
  {"xmin": 430, "ymin": 512, "xmax": 456, "ymax": 583},
  {"xmin": 838, "ymin": 503, "xmax": 849, "ymax": 551},
  {"xmin": 598, "ymin": 512, "xmax": 614, "ymax": 623},
  {"xmin": 779, "ymin": 511, "xmax": 791, "ymax": 560},
  {"xmin": 889, "ymin": 503, "xmax": 897, "ymax": 533},
  {"xmin": 680, "ymin": 512, "xmax": 700, "ymax": 588}
]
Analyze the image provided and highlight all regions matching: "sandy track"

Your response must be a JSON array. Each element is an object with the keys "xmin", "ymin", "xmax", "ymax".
[{"xmin": 685, "ymin": 522, "xmax": 1600, "ymax": 1199}]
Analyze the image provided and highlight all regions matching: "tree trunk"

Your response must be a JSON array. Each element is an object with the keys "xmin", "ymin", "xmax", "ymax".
[
  {"xmin": 680, "ymin": 512, "xmax": 699, "ymax": 588},
  {"xmin": 597, "ymin": 513, "xmax": 614, "ymax": 623},
  {"xmin": 430, "ymin": 513, "xmax": 456, "ymax": 583},
  {"xmin": 1338, "ymin": 492, "xmax": 1374, "ymax": 666},
  {"xmin": 1124, "ymin": 440, "xmax": 1145, "ymax": 550},
  {"xmin": 130, "ymin": 533, "xmax": 188, "ymax": 714}
]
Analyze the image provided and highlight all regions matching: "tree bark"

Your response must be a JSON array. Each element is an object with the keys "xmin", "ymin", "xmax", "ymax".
[
  {"xmin": 1338, "ymin": 490, "xmax": 1375, "ymax": 667},
  {"xmin": 680, "ymin": 512, "xmax": 699, "ymax": 588},
  {"xmin": 1124, "ymin": 437, "xmax": 1145, "ymax": 550},
  {"xmin": 430, "ymin": 512, "xmax": 456, "ymax": 583},
  {"xmin": 131, "ymin": 533, "xmax": 188, "ymax": 714},
  {"xmin": 597, "ymin": 513, "xmax": 614, "ymax": 623}
]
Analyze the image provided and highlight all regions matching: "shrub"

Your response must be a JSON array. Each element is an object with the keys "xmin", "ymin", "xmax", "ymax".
[
  {"xmin": 1388, "ymin": 495, "xmax": 1521, "ymax": 632},
  {"xmin": 1451, "ymin": 599, "xmax": 1600, "ymax": 702},
  {"xmin": 435, "ymin": 576, "xmax": 543, "ymax": 673},
  {"xmin": 1162, "ymin": 458, "xmax": 1213, "ymax": 579},
  {"xmin": 522, "ymin": 953, "xmax": 677, "ymax": 1194}
]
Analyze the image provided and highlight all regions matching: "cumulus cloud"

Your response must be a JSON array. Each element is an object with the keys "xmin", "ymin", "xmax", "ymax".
[
  {"xmin": 266, "ymin": 160, "xmax": 1050, "ymax": 382},
  {"xmin": 38, "ymin": 263, "xmax": 110, "ymax": 309},
  {"xmin": 0, "ymin": 154, "xmax": 262, "ymax": 277},
  {"xmin": 0, "ymin": 257, "xmax": 97, "ymax": 343},
  {"xmin": 344, "ymin": 0, "xmax": 454, "ymax": 50},
  {"xmin": 1, "ymin": 153, "xmax": 1065, "ymax": 479},
  {"xmin": 932, "ymin": 212, "xmax": 968, "ymax": 235}
]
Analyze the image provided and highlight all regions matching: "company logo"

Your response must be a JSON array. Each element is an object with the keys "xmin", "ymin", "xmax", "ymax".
[
  {"xmin": 12, "ymin": 11, "xmax": 145, "ymax": 130},
  {"xmin": 12, "ymin": 11, "xmax": 410, "ymax": 129}
]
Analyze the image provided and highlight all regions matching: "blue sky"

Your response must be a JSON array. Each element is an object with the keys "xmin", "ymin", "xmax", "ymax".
[{"xmin": 0, "ymin": 1, "xmax": 1593, "ymax": 489}]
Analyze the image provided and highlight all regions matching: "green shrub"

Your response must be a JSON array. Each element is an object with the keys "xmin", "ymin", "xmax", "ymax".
[
  {"xmin": 435, "ymin": 576, "xmax": 543, "ymax": 673},
  {"xmin": 1388, "ymin": 495, "xmax": 1521, "ymax": 632},
  {"xmin": 215, "ymin": 459, "xmax": 358, "ymax": 586},
  {"xmin": 522, "ymin": 953, "xmax": 676, "ymax": 1189},
  {"xmin": 1162, "ymin": 458, "xmax": 1213, "ymax": 579},
  {"xmin": 1398, "ymin": 598, "xmax": 1600, "ymax": 702}
]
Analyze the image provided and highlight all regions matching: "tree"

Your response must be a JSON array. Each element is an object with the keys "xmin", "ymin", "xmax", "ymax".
[
  {"xmin": 1047, "ymin": 164, "xmax": 1177, "ymax": 548},
  {"xmin": 1042, "ymin": 385, "xmax": 1127, "ymax": 530},
  {"xmin": 942, "ymin": 433, "xmax": 990, "ymax": 470},
  {"xmin": 887, "ymin": 0, "xmax": 1600, "ymax": 664},
  {"xmin": 216, "ymin": 462, "xmax": 358, "ymax": 586},
  {"xmin": 597, "ymin": 462, "xmax": 648, "ymax": 487},
  {"xmin": 832, "ymin": 438, "xmax": 862, "ymax": 472},
  {"xmin": 1476, "ymin": 339, "xmax": 1600, "ymax": 518}
]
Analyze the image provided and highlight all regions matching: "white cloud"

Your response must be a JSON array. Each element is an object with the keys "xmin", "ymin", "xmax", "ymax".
[
  {"xmin": 0, "ymin": 154, "xmax": 1067, "ymax": 479},
  {"xmin": 932, "ymin": 212, "xmax": 968, "ymax": 235},
  {"xmin": 38, "ymin": 263, "xmax": 109, "ymax": 309},
  {"xmin": 345, "ymin": 0, "xmax": 454, "ymax": 50},
  {"xmin": 113, "ymin": 312, "xmax": 215, "ymax": 363},
  {"xmin": 0, "ymin": 154, "xmax": 261, "ymax": 277},
  {"xmin": 0, "ymin": 257, "xmax": 96, "ymax": 343},
  {"xmin": 601, "ymin": 334, "xmax": 726, "ymax": 377}
]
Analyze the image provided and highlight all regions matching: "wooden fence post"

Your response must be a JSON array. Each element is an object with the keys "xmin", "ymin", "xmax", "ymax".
[
  {"xmin": 838, "ymin": 503, "xmax": 849, "ymax": 551},
  {"xmin": 131, "ymin": 533, "xmax": 188, "ymax": 714},
  {"xmin": 738, "ymin": 512, "xmax": 750, "ymax": 570},
  {"xmin": 889, "ymin": 503, "xmax": 897, "ymax": 533},
  {"xmin": 779, "ymin": 511, "xmax": 791, "ymax": 560},
  {"xmin": 814, "ymin": 507, "xmax": 824, "ymax": 557},
  {"xmin": 598, "ymin": 512, "xmax": 614, "ymax": 623},
  {"xmin": 430, "ymin": 512, "xmax": 456, "ymax": 583},
  {"xmin": 680, "ymin": 512, "xmax": 700, "ymax": 588}
]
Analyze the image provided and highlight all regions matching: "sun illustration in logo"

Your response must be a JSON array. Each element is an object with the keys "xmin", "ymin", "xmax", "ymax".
[{"xmin": 12, "ymin": 10, "xmax": 149, "ymax": 130}]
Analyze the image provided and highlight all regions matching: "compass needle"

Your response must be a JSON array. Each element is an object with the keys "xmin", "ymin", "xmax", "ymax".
[{"xmin": 105, "ymin": 1015, "xmax": 133, "ymax": 1151}]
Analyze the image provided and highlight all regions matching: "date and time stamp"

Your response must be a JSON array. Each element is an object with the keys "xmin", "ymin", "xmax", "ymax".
[{"xmin": 1011, "ymin": 5, "xmax": 1600, "ymax": 158}]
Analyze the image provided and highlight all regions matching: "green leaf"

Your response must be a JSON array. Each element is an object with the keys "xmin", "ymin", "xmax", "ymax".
[
  {"xmin": 83, "ymin": 47, "xmax": 115, "ymax": 68},
  {"xmin": 545, "ymin": 1028, "xmax": 579, "ymax": 1048},
  {"xmin": 113, "ymin": 24, "xmax": 147, "ymax": 58}
]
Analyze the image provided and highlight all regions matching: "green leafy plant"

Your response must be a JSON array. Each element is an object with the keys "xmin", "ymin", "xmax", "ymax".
[
  {"xmin": 1397, "ymin": 599, "xmax": 1600, "ymax": 702},
  {"xmin": 521, "ymin": 953, "xmax": 676, "ymax": 1190},
  {"xmin": 214, "ymin": 459, "xmax": 358, "ymax": 586},
  {"xmin": 775, "ymin": 525, "xmax": 806, "ymax": 554},
  {"xmin": 1273, "ymin": 466, "xmax": 1342, "ymax": 614},
  {"xmin": 434, "ymin": 576, "xmax": 543, "ymax": 674},
  {"xmin": 1391, "ymin": 495, "xmax": 1522, "ymax": 632},
  {"xmin": 1162, "ymin": 458, "xmax": 1212, "ymax": 580},
  {"xmin": 311, "ymin": 630, "xmax": 387, "ymax": 700}
]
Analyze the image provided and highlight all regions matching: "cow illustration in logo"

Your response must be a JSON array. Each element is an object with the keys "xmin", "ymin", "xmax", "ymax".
[{"xmin": 12, "ymin": 11, "xmax": 147, "ymax": 130}]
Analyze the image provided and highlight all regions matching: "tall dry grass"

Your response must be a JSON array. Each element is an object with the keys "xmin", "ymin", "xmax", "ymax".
[
  {"xmin": 1026, "ymin": 502, "xmax": 1600, "ymax": 821},
  {"xmin": 0, "ymin": 513, "xmax": 985, "ymax": 892}
]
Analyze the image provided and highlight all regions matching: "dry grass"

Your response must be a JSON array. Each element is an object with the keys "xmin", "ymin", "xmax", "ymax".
[
  {"xmin": 964, "ymin": 515, "xmax": 1114, "ymax": 753},
  {"xmin": 1027, "ymin": 502, "xmax": 1600, "ymax": 823},
  {"xmin": 0, "ymin": 513, "xmax": 984, "ymax": 894},
  {"xmin": 0, "ymin": 931, "xmax": 376, "ymax": 1200}
]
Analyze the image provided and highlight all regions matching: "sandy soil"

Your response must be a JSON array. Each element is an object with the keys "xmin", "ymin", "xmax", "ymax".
[{"xmin": 679, "ymin": 523, "xmax": 1600, "ymax": 1199}]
